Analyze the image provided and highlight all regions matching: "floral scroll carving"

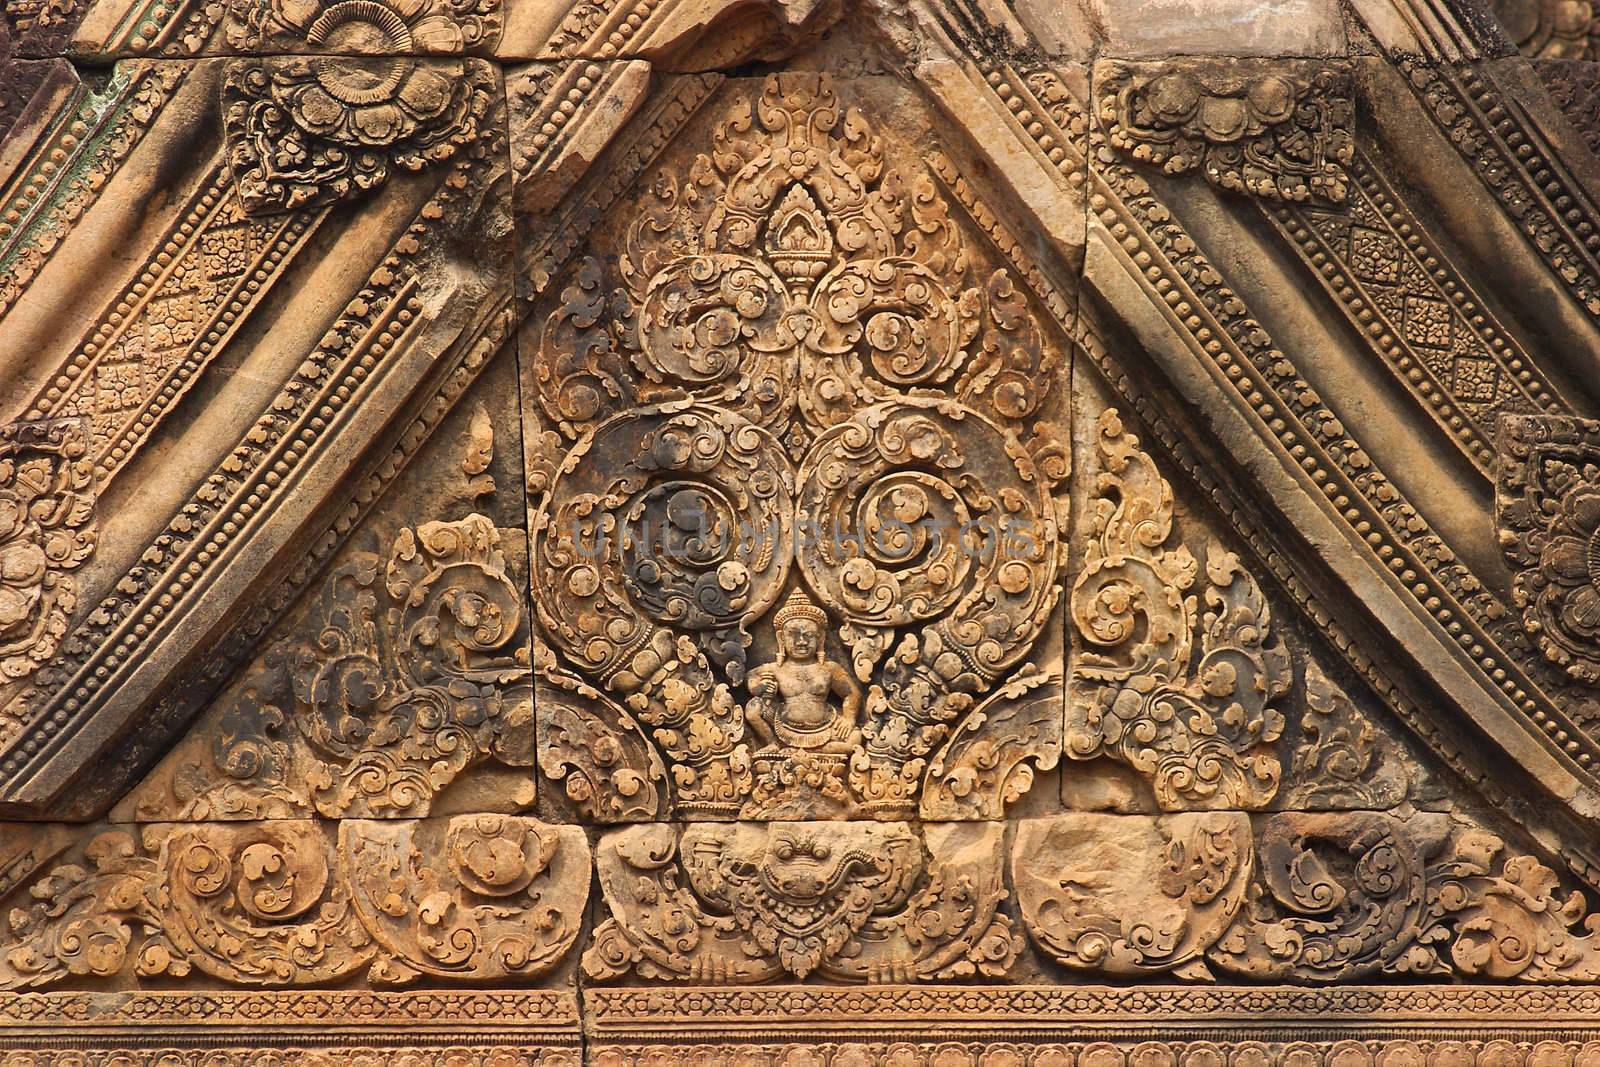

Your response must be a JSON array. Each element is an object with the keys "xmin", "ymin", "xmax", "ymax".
[
  {"xmin": 1208, "ymin": 811, "xmax": 1443, "ymax": 981},
  {"xmin": 536, "ymin": 646, "xmax": 670, "ymax": 824},
  {"xmin": 1283, "ymin": 660, "xmax": 1431, "ymax": 809},
  {"xmin": 921, "ymin": 667, "xmax": 1063, "ymax": 821},
  {"xmin": 1498, "ymin": 414, "xmax": 1600, "ymax": 684},
  {"xmin": 1015, "ymin": 807, "xmax": 1600, "ymax": 983},
  {"xmin": 0, "ymin": 815, "xmax": 589, "ymax": 990},
  {"xmin": 529, "ymin": 73, "xmax": 1063, "ymax": 450},
  {"xmin": 528, "ymin": 72, "xmax": 1068, "ymax": 828},
  {"xmin": 226, "ymin": 0, "xmax": 500, "ymax": 53},
  {"xmin": 531, "ymin": 403, "xmax": 791, "ymax": 820},
  {"xmin": 0, "ymin": 419, "xmax": 95, "ymax": 695},
  {"xmin": 146, "ymin": 512, "xmax": 532, "ymax": 821},
  {"xmin": 221, "ymin": 10, "xmax": 496, "ymax": 215},
  {"xmin": 1067, "ymin": 409, "xmax": 1290, "ymax": 810},
  {"xmin": 1210, "ymin": 812, "xmax": 1600, "ymax": 982},
  {"xmin": 525, "ymin": 72, "xmax": 1065, "ymax": 989},
  {"xmin": 1096, "ymin": 60, "xmax": 1354, "ymax": 205},
  {"xmin": 343, "ymin": 816, "xmax": 587, "ymax": 985}
]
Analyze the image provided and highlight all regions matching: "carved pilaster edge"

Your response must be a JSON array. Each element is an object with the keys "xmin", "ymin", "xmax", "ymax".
[
  {"xmin": 1397, "ymin": 57, "xmax": 1600, "ymax": 323},
  {"xmin": 0, "ymin": 63, "xmax": 188, "ymax": 323},
  {"xmin": 0, "ymin": 75, "xmax": 512, "ymax": 813}
]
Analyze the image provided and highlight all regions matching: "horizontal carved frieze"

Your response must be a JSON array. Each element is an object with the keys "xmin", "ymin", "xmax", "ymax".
[
  {"xmin": 0, "ymin": 989, "xmax": 581, "ymax": 1065},
  {"xmin": 584, "ymin": 984, "xmax": 1600, "ymax": 1064},
  {"xmin": 0, "ymin": 815, "xmax": 589, "ymax": 990}
]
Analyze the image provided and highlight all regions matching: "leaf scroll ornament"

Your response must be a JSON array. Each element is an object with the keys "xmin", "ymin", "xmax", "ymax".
[{"xmin": 1067, "ymin": 409, "xmax": 1289, "ymax": 810}]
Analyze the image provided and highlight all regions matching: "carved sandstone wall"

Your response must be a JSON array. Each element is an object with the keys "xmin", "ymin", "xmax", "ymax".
[{"xmin": 5, "ymin": 0, "xmax": 1600, "ymax": 1061}]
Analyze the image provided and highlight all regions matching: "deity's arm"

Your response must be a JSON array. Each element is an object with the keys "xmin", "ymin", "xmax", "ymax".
[
  {"xmin": 747, "ymin": 662, "xmax": 777, "ymax": 696},
  {"xmin": 829, "ymin": 664, "xmax": 864, "ymax": 723},
  {"xmin": 744, "ymin": 692, "xmax": 777, "ymax": 747}
]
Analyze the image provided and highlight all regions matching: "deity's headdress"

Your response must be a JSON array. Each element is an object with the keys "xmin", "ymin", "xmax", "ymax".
[{"xmin": 773, "ymin": 588, "xmax": 827, "ymax": 630}]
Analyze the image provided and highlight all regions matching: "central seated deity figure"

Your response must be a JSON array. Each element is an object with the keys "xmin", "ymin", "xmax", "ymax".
[{"xmin": 745, "ymin": 589, "xmax": 863, "ymax": 756}]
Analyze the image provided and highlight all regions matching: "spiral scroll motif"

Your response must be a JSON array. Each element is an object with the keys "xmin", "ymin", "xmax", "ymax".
[
  {"xmin": 809, "ymin": 259, "xmax": 964, "ymax": 389},
  {"xmin": 532, "ymin": 404, "xmax": 794, "ymax": 687},
  {"xmin": 795, "ymin": 399, "xmax": 1057, "ymax": 681},
  {"xmin": 158, "ymin": 822, "xmax": 371, "ymax": 986},
  {"xmin": 636, "ymin": 255, "xmax": 800, "ymax": 405}
]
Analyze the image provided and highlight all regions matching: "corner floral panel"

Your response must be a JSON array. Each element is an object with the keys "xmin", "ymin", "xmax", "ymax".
[
  {"xmin": 1095, "ymin": 58, "xmax": 1354, "ymax": 205},
  {"xmin": 224, "ymin": 0, "xmax": 500, "ymax": 54},
  {"xmin": 222, "ymin": 54, "xmax": 496, "ymax": 212},
  {"xmin": 1498, "ymin": 414, "xmax": 1600, "ymax": 684}
]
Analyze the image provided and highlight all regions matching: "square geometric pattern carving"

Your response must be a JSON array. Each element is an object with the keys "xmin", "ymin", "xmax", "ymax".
[
  {"xmin": 1452, "ymin": 354, "xmax": 1499, "ymax": 401},
  {"xmin": 1402, "ymin": 293, "xmax": 1453, "ymax": 348},
  {"xmin": 1348, "ymin": 224, "xmax": 1402, "ymax": 283}
]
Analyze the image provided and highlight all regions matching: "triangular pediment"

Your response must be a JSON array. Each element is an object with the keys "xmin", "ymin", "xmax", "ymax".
[{"xmin": 9, "ymin": 0, "xmax": 1600, "ymax": 1053}]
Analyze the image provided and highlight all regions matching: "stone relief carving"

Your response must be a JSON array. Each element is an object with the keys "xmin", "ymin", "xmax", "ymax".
[
  {"xmin": 1534, "ymin": 60, "xmax": 1600, "ymax": 159},
  {"xmin": 1020, "ymin": 46, "xmax": 1600, "ymax": 791},
  {"xmin": 0, "ymin": 1049, "xmax": 573, "ymax": 1066},
  {"xmin": 525, "ymin": 71, "xmax": 1065, "ymax": 990},
  {"xmin": 1499, "ymin": 414, "xmax": 1600, "ymax": 684},
  {"xmin": 136, "ymin": 510, "xmax": 533, "ymax": 821},
  {"xmin": 528, "ymin": 72, "xmax": 1069, "ymax": 828},
  {"xmin": 0, "ymin": 814, "xmax": 588, "ymax": 989},
  {"xmin": 1006, "ymin": 403, "xmax": 1600, "ymax": 985},
  {"xmin": 11, "ymin": 0, "xmax": 1600, "ymax": 1056},
  {"xmin": 1068, "ymin": 408, "xmax": 1290, "ymax": 811},
  {"xmin": 1016, "ymin": 801, "xmax": 1600, "ymax": 983},
  {"xmin": 0, "ymin": 990, "xmax": 580, "ymax": 1067},
  {"xmin": 1265, "ymin": 149, "xmax": 1571, "ymax": 480},
  {"xmin": 585, "ymin": 982, "xmax": 1600, "ymax": 1066},
  {"xmin": 224, "ymin": 0, "xmax": 500, "ymax": 53},
  {"xmin": 536, "ymin": 649, "xmax": 669, "ymax": 824},
  {"xmin": 586, "ymin": 820, "xmax": 1016, "ymax": 983},
  {"xmin": 127, "ymin": 413, "xmax": 532, "ymax": 822},
  {"xmin": 1282, "ymin": 660, "xmax": 1435, "ymax": 809},
  {"xmin": 921, "ymin": 667, "xmax": 1063, "ymax": 821},
  {"xmin": 1213, "ymin": 811, "xmax": 1600, "ymax": 982},
  {"xmin": 222, "ymin": 49, "xmax": 497, "ymax": 212},
  {"xmin": 1013, "ymin": 811, "xmax": 1252, "ymax": 979},
  {"xmin": 1096, "ymin": 60, "xmax": 1354, "ymax": 204},
  {"xmin": 0, "ymin": 419, "xmax": 95, "ymax": 730}
]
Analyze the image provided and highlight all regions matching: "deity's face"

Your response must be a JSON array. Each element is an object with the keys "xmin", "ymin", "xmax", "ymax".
[{"xmin": 781, "ymin": 618, "xmax": 821, "ymax": 661}]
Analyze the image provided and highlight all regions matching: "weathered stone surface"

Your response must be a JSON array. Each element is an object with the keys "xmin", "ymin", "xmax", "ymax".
[
  {"xmin": 7, "ymin": 0, "xmax": 1600, "ymax": 1058},
  {"xmin": 1081, "ymin": 0, "xmax": 1349, "ymax": 57},
  {"xmin": 1013, "ymin": 811, "xmax": 1254, "ymax": 977}
]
